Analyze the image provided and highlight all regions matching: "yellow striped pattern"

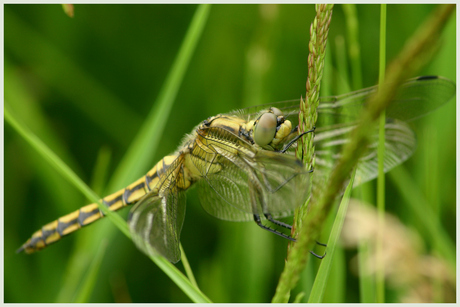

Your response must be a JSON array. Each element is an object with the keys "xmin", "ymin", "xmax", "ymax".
[{"xmin": 17, "ymin": 155, "xmax": 178, "ymax": 254}]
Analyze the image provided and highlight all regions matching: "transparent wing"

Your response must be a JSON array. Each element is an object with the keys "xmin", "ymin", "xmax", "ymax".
[
  {"xmin": 196, "ymin": 163, "xmax": 253, "ymax": 222},
  {"xmin": 193, "ymin": 127, "xmax": 310, "ymax": 221},
  {"xmin": 127, "ymin": 158, "xmax": 186, "ymax": 264},
  {"xmin": 314, "ymin": 118, "xmax": 416, "ymax": 188},
  {"xmin": 229, "ymin": 76, "xmax": 452, "ymax": 190},
  {"xmin": 128, "ymin": 190, "xmax": 186, "ymax": 263},
  {"xmin": 230, "ymin": 76, "xmax": 455, "ymax": 127},
  {"xmin": 317, "ymin": 75, "xmax": 456, "ymax": 124}
]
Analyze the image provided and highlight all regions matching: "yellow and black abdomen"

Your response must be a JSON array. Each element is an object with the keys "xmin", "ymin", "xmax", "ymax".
[{"xmin": 17, "ymin": 155, "xmax": 178, "ymax": 254}]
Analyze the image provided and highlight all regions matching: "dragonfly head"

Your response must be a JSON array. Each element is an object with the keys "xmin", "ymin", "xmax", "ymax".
[{"xmin": 251, "ymin": 107, "xmax": 293, "ymax": 150}]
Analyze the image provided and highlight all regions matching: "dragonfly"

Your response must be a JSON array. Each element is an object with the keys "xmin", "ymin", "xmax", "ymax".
[{"xmin": 17, "ymin": 75, "xmax": 455, "ymax": 263}]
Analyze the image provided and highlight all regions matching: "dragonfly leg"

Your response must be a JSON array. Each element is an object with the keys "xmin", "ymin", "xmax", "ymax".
[
  {"xmin": 310, "ymin": 241, "xmax": 327, "ymax": 259},
  {"xmin": 253, "ymin": 214, "xmax": 296, "ymax": 242},
  {"xmin": 254, "ymin": 215, "xmax": 326, "ymax": 259},
  {"xmin": 264, "ymin": 213, "xmax": 292, "ymax": 229},
  {"xmin": 280, "ymin": 126, "xmax": 316, "ymax": 153},
  {"xmin": 316, "ymin": 240, "xmax": 327, "ymax": 247},
  {"xmin": 310, "ymin": 250, "xmax": 327, "ymax": 259}
]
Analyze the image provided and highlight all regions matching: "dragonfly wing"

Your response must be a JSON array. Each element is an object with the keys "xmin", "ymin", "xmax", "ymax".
[
  {"xmin": 195, "ymin": 127, "xmax": 310, "ymax": 221},
  {"xmin": 314, "ymin": 118, "xmax": 416, "ymax": 188},
  {"xmin": 197, "ymin": 169, "xmax": 253, "ymax": 221},
  {"xmin": 230, "ymin": 76, "xmax": 455, "ymax": 128},
  {"xmin": 385, "ymin": 76, "xmax": 456, "ymax": 122},
  {"xmin": 358, "ymin": 119, "xmax": 416, "ymax": 185},
  {"xmin": 316, "ymin": 76, "xmax": 456, "ymax": 124},
  {"xmin": 128, "ymin": 188, "xmax": 186, "ymax": 263}
]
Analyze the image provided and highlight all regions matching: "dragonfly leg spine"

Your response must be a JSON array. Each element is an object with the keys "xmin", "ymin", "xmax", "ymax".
[
  {"xmin": 264, "ymin": 213, "xmax": 292, "ymax": 230},
  {"xmin": 310, "ymin": 250, "xmax": 326, "ymax": 259},
  {"xmin": 253, "ymin": 214, "xmax": 296, "ymax": 242}
]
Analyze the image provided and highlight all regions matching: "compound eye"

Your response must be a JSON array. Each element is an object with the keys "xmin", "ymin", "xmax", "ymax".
[{"xmin": 253, "ymin": 112, "xmax": 277, "ymax": 147}]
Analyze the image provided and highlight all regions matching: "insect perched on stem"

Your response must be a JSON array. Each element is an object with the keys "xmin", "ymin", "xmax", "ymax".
[{"xmin": 18, "ymin": 76, "xmax": 455, "ymax": 263}]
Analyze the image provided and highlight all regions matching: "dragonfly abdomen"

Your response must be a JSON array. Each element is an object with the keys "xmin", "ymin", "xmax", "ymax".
[{"xmin": 17, "ymin": 155, "xmax": 179, "ymax": 254}]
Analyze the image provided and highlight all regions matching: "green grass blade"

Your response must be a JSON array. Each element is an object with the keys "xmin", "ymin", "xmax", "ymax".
[
  {"xmin": 150, "ymin": 255, "xmax": 212, "ymax": 303},
  {"xmin": 5, "ymin": 102, "xmax": 212, "ymax": 303},
  {"xmin": 343, "ymin": 4, "xmax": 372, "ymax": 303},
  {"xmin": 110, "ymin": 4, "xmax": 211, "ymax": 189},
  {"xmin": 89, "ymin": 146, "xmax": 112, "ymax": 195},
  {"xmin": 272, "ymin": 5, "xmax": 335, "ymax": 303},
  {"xmin": 56, "ymin": 147, "xmax": 113, "ymax": 303},
  {"xmin": 74, "ymin": 240, "xmax": 108, "ymax": 303},
  {"xmin": 4, "ymin": 105, "xmax": 130, "ymax": 238},
  {"xmin": 180, "ymin": 244, "xmax": 198, "ymax": 289},
  {"xmin": 293, "ymin": 292, "xmax": 305, "ymax": 303},
  {"xmin": 55, "ymin": 249, "xmax": 92, "ymax": 302},
  {"xmin": 357, "ymin": 239, "xmax": 375, "ymax": 303},
  {"xmin": 342, "ymin": 4, "xmax": 363, "ymax": 90},
  {"xmin": 6, "ymin": 4, "xmax": 212, "ymax": 302},
  {"xmin": 323, "ymin": 244, "xmax": 345, "ymax": 303},
  {"xmin": 72, "ymin": 4, "xmax": 211, "ymax": 302},
  {"xmin": 376, "ymin": 4, "xmax": 387, "ymax": 303},
  {"xmin": 3, "ymin": 60, "xmax": 81, "ymax": 173},
  {"xmin": 389, "ymin": 166, "xmax": 455, "ymax": 267},
  {"xmin": 334, "ymin": 35, "xmax": 351, "ymax": 94},
  {"xmin": 308, "ymin": 170, "xmax": 355, "ymax": 303},
  {"xmin": 99, "ymin": 4, "xmax": 211, "ymax": 301},
  {"xmin": 4, "ymin": 8, "xmax": 141, "ymax": 147}
]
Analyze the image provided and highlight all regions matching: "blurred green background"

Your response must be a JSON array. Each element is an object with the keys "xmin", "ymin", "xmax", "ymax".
[{"xmin": 4, "ymin": 4, "xmax": 455, "ymax": 303}]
